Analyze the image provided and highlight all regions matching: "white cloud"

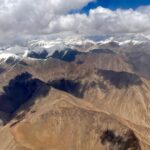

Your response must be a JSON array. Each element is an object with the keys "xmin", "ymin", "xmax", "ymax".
[
  {"xmin": 0, "ymin": 0, "xmax": 150, "ymax": 45},
  {"xmin": 0, "ymin": 0, "xmax": 94, "ymax": 44},
  {"xmin": 48, "ymin": 6, "xmax": 150, "ymax": 36}
]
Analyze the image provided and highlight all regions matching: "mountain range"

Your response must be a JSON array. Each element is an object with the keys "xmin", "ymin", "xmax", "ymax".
[{"xmin": 0, "ymin": 37, "xmax": 150, "ymax": 150}]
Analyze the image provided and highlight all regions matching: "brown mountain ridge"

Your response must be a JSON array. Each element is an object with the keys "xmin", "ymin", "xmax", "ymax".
[{"xmin": 0, "ymin": 49, "xmax": 150, "ymax": 149}]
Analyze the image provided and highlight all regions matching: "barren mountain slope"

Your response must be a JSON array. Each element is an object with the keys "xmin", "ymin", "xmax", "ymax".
[
  {"xmin": 0, "ymin": 50, "xmax": 149, "ymax": 149},
  {"xmin": 0, "ymin": 89, "xmax": 147, "ymax": 150}
]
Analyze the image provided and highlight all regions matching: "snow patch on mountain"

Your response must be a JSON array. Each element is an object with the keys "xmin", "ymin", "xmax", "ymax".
[
  {"xmin": 28, "ymin": 36, "xmax": 96, "ymax": 51},
  {"xmin": 0, "ymin": 36, "xmax": 149, "ymax": 63},
  {"xmin": 118, "ymin": 40, "xmax": 144, "ymax": 46},
  {"xmin": 0, "ymin": 52, "xmax": 20, "ymax": 63}
]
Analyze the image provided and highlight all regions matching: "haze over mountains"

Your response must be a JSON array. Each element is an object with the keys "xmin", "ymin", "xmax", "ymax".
[{"xmin": 0, "ymin": 36, "xmax": 150, "ymax": 149}]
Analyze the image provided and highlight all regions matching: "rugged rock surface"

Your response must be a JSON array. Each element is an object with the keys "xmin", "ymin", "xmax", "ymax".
[{"xmin": 0, "ymin": 47, "xmax": 150, "ymax": 149}]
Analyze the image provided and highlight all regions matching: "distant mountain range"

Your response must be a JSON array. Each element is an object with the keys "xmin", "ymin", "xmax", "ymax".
[{"xmin": 0, "ymin": 37, "xmax": 150, "ymax": 62}]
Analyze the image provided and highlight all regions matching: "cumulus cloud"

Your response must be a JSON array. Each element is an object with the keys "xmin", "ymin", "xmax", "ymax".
[
  {"xmin": 0, "ymin": 0, "xmax": 94, "ymax": 44},
  {"xmin": 0, "ymin": 0, "xmax": 150, "ymax": 45},
  {"xmin": 48, "ymin": 6, "xmax": 150, "ymax": 36}
]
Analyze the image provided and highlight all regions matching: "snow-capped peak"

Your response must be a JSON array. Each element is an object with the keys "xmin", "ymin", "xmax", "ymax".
[
  {"xmin": 0, "ymin": 52, "xmax": 20, "ymax": 63},
  {"xmin": 118, "ymin": 40, "xmax": 144, "ymax": 46},
  {"xmin": 0, "ymin": 36, "xmax": 149, "ymax": 64},
  {"xmin": 28, "ymin": 36, "xmax": 96, "ymax": 50},
  {"xmin": 98, "ymin": 37, "xmax": 116, "ymax": 45},
  {"xmin": 97, "ymin": 38, "xmax": 145, "ymax": 46}
]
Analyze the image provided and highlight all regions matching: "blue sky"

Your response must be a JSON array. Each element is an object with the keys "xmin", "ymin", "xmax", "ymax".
[{"xmin": 80, "ymin": 0, "xmax": 150, "ymax": 13}]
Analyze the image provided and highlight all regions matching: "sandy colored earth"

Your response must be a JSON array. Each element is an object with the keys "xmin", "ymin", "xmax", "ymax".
[{"xmin": 0, "ymin": 51, "xmax": 149, "ymax": 149}]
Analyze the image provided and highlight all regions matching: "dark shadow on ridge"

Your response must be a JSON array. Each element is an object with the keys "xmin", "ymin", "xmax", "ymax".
[
  {"xmin": 0, "ymin": 67, "xmax": 6, "ymax": 74},
  {"xmin": 27, "ymin": 50, "xmax": 48, "ymax": 59},
  {"xmin": 50, "ymin": 48, "xmax": 116, "ymax": 62},
  {"xmin": 100, "ymin": 129, "xmax": 141, "ymax": 150},
  {"xmin": 51, "ymin": 49, "xmax": 82, "ymax": 62},
  {"xmin": 48, "ymin": 78, "xmax": 106, "ymax": 98},
  {"xmin": 48, "ymin": 78, "xmax": 83, "ymax": 98},
  {"xmin": 0, "ymin": 72, "xmax": 50, "ymax": 124},
  {"xmin": 98, "ymin": 70, "xmax": 142, "ymax": 89}
]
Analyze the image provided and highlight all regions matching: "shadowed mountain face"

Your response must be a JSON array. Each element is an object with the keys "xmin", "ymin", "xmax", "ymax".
[
  {"xmin": 5, "ymin": 58, "xmax": 19, "ymax": 65},
  {"xmin": 0, "ymin": 72, "xmax": 50, "ymax": 123},
  {"xmin": 0, "ymin": 67, "xmax": 5, "ymax": 74},
  {"xmin": 48, "ymin": 79, "xmax": 83, "ymax": 98},
  {"xmin": 98, "ymin": 70, "xmax": 142, "ymax": 89},
  {"xmin": 100, "ymin": 129, "xmax": 141, "ymax": 150},
  {"xmin": 3, "ymin": 72, "xmax": 38, "ymax": 109},
  {"xmin": 48, "ymin": 79, "xmax": 99, "ymax": 98},
  {"xmin": 51, "ymin": 48, "xmax": 115, "ymax": 62},
  {"xmin": 47, "ymin": 69, "xmax": 142, "ymax": 99},
  {"xmin": 27, "ymin": 50, "xmax": 48, "ymax": 59},
  {"xmin": 0, "ymin": 95, "xmax": 14, "ymax": 113},
  {"xmin": 51, "ymin": 49, "xmax": 82, "ymax": 62}
]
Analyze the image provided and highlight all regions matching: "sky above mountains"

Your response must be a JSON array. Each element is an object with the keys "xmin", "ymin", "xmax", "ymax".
[
  {"xmin": 81, "ymin": 0, "xmax": 150, "ymax": 12},
  {"xmin": 0, "ymin": 0, "xmax": 150, "ymax": 45}
]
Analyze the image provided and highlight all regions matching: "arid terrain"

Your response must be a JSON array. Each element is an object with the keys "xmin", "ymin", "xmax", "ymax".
[{"xmin": 0, "ymin": 40, "xmax": 150, "ymax": 150}]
